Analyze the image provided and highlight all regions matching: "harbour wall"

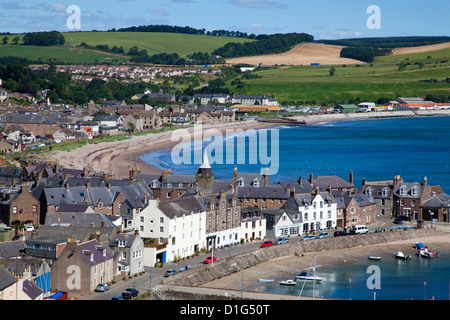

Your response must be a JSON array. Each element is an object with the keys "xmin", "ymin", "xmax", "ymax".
[
  {"xmin": 162, "ymin": 229, "xmax": 445, "ymax": 287},
  {"xmin": 290, "ymin": 109, "xmax": 450, "ymax": 125}
]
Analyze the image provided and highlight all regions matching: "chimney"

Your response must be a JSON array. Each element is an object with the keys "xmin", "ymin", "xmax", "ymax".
[
  {"xmin": 423, "ymin": 176, "xmax": 428, "ymax": 188},
  {"xmin": 315, "ymin": 186, "xmax": 320, "ymax": 195},
  {"xmin": 263, "ymin": 167, "xmax": 269, "ymax": 187},
  {"xmin": 298, "ymin": 176, "xmax": 303, "ymax": 186},
  {"xmin": 107, "ymin": 181, "xmax": 111, "ymax": 190},
  {"xmin": 65, "ymin": 182, "xmax": 69, "ymax": 191},
  {"xmin": 327, "ymin": 185, "xmax": 332, "ymax": 194},
  {"xmin": 349, "ymin": 170, "xmax": 354, "ymax": 184},
  {"xmin": 83, "ymin": 166, "xmax": 88, "ymax": 178},
  {"xmin": 361, "ymin": 178, "xmax": 366, "ymax": 186},
  {"xmin": 233, "ymin": 167, "xmax": 238, "ymax": 180},
  {"xmin": 310, "ymin": 173, "xmax": 314, "ymax": 184},
  {"xmin": 86, "ymin": 180, "xmax": 91, "ymax": 190}
]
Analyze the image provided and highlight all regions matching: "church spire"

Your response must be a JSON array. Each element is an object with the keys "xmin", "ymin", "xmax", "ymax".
[{"xmin": 200, "ymin": 148, "xmax": 211, "ymax": 169}]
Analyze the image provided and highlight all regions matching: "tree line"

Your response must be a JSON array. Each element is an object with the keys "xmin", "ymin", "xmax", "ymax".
[
  {"xmin": 212, "ymin": 33, "xmax": 314, "ymax": 58},
  {"xmin": 340, "ymin": 46, "xmax": 391, "ymax": 63}
]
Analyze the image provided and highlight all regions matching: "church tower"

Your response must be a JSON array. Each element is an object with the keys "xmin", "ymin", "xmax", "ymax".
[{"xmin": 196, "ymin": 148, "xmax": 214, "ymax": 191}]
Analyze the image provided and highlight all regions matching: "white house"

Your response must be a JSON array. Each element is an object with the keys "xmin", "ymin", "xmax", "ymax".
[
  {"xmin": 136, "ymin": 197, "xmax": 206, "ymax": 266},
  {"xmin": 264, "ymin": 188, "xmax": 337, "ymax": 237}
]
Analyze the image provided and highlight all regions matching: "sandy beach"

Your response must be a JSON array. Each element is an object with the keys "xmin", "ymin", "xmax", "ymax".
[
  {"xmin": 44, "ymin": 120, "xmax": 276, "ymax": 179},
  {"xmin": 43, "ymin": 109, "xmax": 450, "ymax": 178},
  {"xmin": 198, "ymin": 233, "xmax": 450, "ymax": 294}
]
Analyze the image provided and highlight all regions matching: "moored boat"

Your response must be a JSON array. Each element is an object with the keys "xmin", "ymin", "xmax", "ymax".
[
  {"xmin": 394, "ymin": 251, "xmax": 411, "ymax": 260},
  {"xmin": 416, "ymin": 248, "xmax": 438, "ymax": 258},
  {"xmin": 295, "ymin": 271, "xmax": 322, "ymax": 282},
  {"xmin": 279, "ymin": 279, "xmax": 296, "ymax": 286},
  {"xmin": 258, "ymin": 278, "xmax": 275, "ymax": 283},
  {"xmin": 368, "ymin": 256, "xmax": 381, "ymax": 260}
]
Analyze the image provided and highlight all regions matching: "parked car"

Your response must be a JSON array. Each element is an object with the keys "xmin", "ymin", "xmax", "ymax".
[
  {"xmin": 111, "ymin": 295, "xmax": 123, "ymax": 300},
  {"xmin": 334, "ymin": 231, "xmax": 349, "ymax": 237},
  {"xmin": 204, "ymin": 256, "xmax": 217, "ymax": 264},
  {"xmin": 393, "ymin": 217, "xmax": 403, "ymax": 224},
  {"xmin": 25, "ymin": 225, "xmax": 35, "ymax": 232},
  {"xmin": 301, "ymin": 235, "xmax": 316, "ymax": 241},
  {"xmin": 95, "ymin": 283, "xmax": 109, "ymax": 292},
  {"xmin": 164, "ymin": 269, "xmax": 178, "ymax": 277},
  {"xmin": 261, "ymin": 240, "xmax": 273, "ymax": 248},
  {"xmin": 122, "ymin": 288, "xmax": 139, "ymax": 299},
  {"xmin": 317, "ymin": 232, "xmax": 330, "ymax": 239},
  {"xmin": 275, "ymin": 237, "xmax": 289, "ymax": 245}
]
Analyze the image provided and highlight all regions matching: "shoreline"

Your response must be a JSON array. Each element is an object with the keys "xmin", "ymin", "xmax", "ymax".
[
  {"xmin": 43, "ymin": 109, "xmax": 450, "ymax": 178},
  {"xmin": 198, "ymin": 233, "xmax": 450, "ymax": 296}
]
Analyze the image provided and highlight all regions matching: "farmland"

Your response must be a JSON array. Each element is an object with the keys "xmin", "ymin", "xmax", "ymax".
[
  {"xmin": 230, "ymin": 43, "xmax": 450, "ymax": 104},
  {"xmin": 0, "ymin": 31, "xmax": 254, "ymax": 64}
]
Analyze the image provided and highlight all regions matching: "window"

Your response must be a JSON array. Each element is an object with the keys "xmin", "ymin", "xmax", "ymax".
[
  {"xmin": 160, "ymin": 217, "xmax": 164, "ymax": 223},
  {"xmin": 13, "ymin": 206, "xmax": 18, "ymax": 214},
  {"xmin": 32, "ymin": 205, "xmax": 37, "ymax": 213}
]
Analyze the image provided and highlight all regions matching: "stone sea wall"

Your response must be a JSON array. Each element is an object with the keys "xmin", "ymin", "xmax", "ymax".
[{"xmin": 162, "ymin": 229, "xmax": 444, "ymax": 287}]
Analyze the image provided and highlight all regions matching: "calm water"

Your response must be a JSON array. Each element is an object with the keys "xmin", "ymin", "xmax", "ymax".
[
  {"xmin": 252, "ymin": 252, "xmax": 450, "ymax": 300},
  {"xmin": 143, "ymin": 115, "xmax": 450, "ymax": 300},
  {"xmin": 142, "ymin": 116, "xmax": 450, "ymax": 193}
]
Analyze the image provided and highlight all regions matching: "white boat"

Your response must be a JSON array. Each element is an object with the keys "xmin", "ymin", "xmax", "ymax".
[
  {"xmin": 279, "ymin": 279, "xmax": 296, "ymax": 286},
  {"xmin": 258, "ymin": 278, "xmax": 275, "ymax": 283},
  {"xmin": 295, "ymin": 272, "xmax": 322, "ymax": 282},
  {"xmin": 394, "ymin": 252, "xmax": 411, "ymax": 260},
  {"xmin": 368, "ymin": 256, "xmax": 381, "ymax": 260}
]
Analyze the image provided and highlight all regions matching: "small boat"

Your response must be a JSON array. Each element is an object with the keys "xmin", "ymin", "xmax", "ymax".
[
  {"xmin": 279, "ymin": 279, "xmax": 296, "ymax": 286},
  {"xmin": 368, "ymin": 256, "xmax": 381, "ymax": 260},
  {"xmin": 258, "ymin": 278, "xmax": 275, "ymax": 283},
  {"xmin": 416, "ymin": 248, "xmax": 438, "ymax": 258},
  {"xmin": 295, "ymin": 271, "xmax": 322, "ymax": 282},
  {"xmin": 394, "ymin": 252, "xmax": 411, "ymax": 260}
]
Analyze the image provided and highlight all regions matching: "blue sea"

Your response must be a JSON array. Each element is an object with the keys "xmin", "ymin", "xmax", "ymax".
[
  {"xmin": 142, "ymin": 115, "xmax": 450, "ymax": 300},
  {"xmin": 142, "ymin": 116, "xmax": 450, "ymax": 193},
  {"xmin": 252, "ymin": 252, "xmax": 450, "ymax": 300}
]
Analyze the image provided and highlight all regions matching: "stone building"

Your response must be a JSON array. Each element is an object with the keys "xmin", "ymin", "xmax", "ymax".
[{"xmin": 0, "ymin": 182, "xmax": 40, "ymax": 227}]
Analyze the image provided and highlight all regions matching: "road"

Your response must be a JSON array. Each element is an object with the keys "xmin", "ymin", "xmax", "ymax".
[{"xmin": 79, "ymin": 214, "xmax": 415, "ymax": 300}]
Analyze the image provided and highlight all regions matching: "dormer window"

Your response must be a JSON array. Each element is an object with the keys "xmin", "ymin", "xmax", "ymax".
[
  {"xmin": 381, "ymin": 188, "xmax": 388, "ymax": 197},
  {"xmin": 252, "ymin": 178, "xmax": 259, "ymax": 187},
  {"xmin": 399, "ymin": 186, "xmax": 407, "ymax": 196},
  {"xmin": 238, "ymin": 178, "xmax": 244, "ymax": 187},
  {"xmin": 411, "ymin": 186, "xmax": 419, "ymax": 197}
]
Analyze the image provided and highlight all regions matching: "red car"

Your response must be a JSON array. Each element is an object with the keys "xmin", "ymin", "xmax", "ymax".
[
  {"xmin": 261, "ymin": 240, "xmax": 273, "ymax": 248},
  {"xmin": 204, "ymin": 256, "xmax": 216, "ymax": 264}
]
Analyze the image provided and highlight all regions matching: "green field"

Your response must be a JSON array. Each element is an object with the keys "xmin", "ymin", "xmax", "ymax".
[
  {"xmin": 0, "ymin": 45, "xmax": 129, "ymax": 64},
  {"xmin": 0, "ymin": 32, "xmax": 253, "ymax": 63},
  {"xmin": 234, "ymin": 47, "xmax": 450, "ymax": 103}
]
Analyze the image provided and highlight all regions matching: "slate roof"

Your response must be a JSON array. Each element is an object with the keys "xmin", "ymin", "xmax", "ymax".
[
  {"xmin": 394, "ymin": 182, "xmax": 424, "ymax": 199},
  {"xmin": 35, "ymin": 225, "xmax": 117, "ymax": 243},
  {"xmin": 0, "ymin": 266, "xmax": 17, "ymax": 291},
  {"xmin": 77, "ymin": 239, "xmax": 113, "ymax": 266},
  {"xmin": 421, "ymin": 193, "xmax": 450, "ymax": 208},
  {"xmin": 2, "ymin": 114, "xmax": 57, "ymax": 124},
  {"xmin": 158, "ymin": 195, "xmax": 205, "ymax": 218},
  {"xmin": 45, "ymin": 212, "xmax": 117, "ymax": 228},
  {"xmin": 109, "ymin": 233, "xmax": 138, "ymax": 249},
  {"xmin": 236, "ymin": 185, "xmax": 290, "ymax": 199},
  {"xmin": 22, "ymin": 279, "xmax": 43, "ymax": 300},
  {"xmin": 0, "ymin": 241, "xmax": 26, "ymax": 259},
  {"xmin": 312, "ymin": 175, "xmax": 355, "ymax": 190},
  {"xmin": 278, "ymin": 179, "xmax": 313, "ymax": 194}
]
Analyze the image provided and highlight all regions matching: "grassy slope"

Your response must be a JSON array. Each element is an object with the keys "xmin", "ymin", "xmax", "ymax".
[
  {"xmin": 0, "ymin": 45, "xmax": 129, "ymax": 64},
  {"xmin": 0, "ymin": 32, "xmax": 254, "ymax": 63},
  {"xmin": 236, "ymin": 47, "xmax": 450, "ymax": 103}
]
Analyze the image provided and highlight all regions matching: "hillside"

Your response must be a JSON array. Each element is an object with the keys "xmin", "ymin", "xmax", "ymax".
[
  {"xmin": 229, "ymin": 42, "xmax": 450, "ymax": 105},
  {"xmin": 0, "ymin": 31, "xmax": 254, "ymax": 63},
  {"xmin": 226, "ymin": 43, "xmax": 362, "ymax": 66}
]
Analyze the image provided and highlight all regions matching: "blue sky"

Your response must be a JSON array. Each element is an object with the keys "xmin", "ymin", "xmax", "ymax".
[{"xmin": 0, "ymin": 0, "xmax": 449, "ymax": 39}]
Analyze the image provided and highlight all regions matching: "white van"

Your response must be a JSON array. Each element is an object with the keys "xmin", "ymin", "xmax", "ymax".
[{"xmin": 350, "ymin": 225, "xmax": 368, "ymax": 234}]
